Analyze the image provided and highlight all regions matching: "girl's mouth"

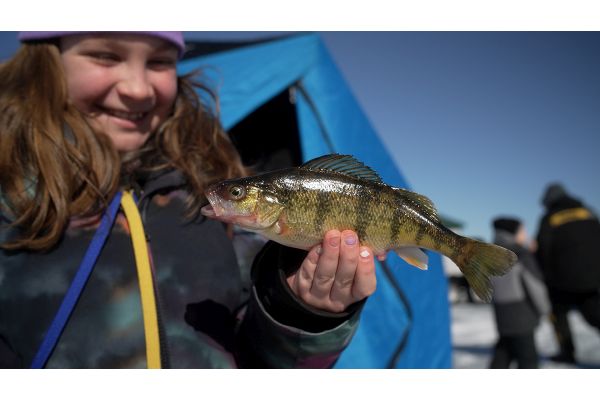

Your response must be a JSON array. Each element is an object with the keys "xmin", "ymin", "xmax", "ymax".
[{"xmin": 100, "ymin": 107, "xmax": 147, "ymax": 122}]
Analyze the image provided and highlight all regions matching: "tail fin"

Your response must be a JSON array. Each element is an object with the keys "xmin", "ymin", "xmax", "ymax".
[{"xmin": 455, "ymin": 239, "xmax": 517, "ymax": 302}]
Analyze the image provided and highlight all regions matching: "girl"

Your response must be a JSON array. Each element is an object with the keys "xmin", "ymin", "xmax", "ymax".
[{"xmin": 0, "ymin": 32, "xmax": 377, "ymax": 368}]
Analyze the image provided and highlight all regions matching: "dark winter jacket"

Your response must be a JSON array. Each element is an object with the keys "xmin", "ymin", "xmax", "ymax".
[
  {"xmin": 491, "ymin": 231, "xmax": 544, "ymax": 336},
  {"xmin": 0, "ymin": 169, "xmax": 362, "ymax": 368},
  {"xmin": 536, "ymin": 195, "xmax": 600, "ymax": 292}
]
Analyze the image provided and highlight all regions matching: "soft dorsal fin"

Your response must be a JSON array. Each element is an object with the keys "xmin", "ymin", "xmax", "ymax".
[
  {"xmin": 300, "ymin": 154, "xmax": 382, "ymax": 182},
  {"xmin": 392, "ymin": 187, "xmax": 441, "ymax": 224}
]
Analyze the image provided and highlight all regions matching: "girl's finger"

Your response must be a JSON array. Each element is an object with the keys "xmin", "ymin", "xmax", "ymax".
[
  {"xmin": 351, "ymin": 246, "xmax": 377, "ymax": 300},
  {"xmin": 309, "ymin": 230, "xmax": 341, "ymax": 299},
  {"xmin": 329, "ymin": 230, "xmax": 360, "ymax": 308}
]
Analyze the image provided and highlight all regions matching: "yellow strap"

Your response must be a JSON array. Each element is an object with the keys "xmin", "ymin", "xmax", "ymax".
[{"xmin": 120, "ymin": 191, "xmax": 162, "ymax": 369}]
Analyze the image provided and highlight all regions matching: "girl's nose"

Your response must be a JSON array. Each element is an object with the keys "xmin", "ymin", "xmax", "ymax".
[{"xmin": 116, "ymin": 66, "xmax": 154, "ymax": 102}]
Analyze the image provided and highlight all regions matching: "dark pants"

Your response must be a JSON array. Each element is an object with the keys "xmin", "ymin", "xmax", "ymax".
[
  {"xmin": 549, "ymin": 289, "xmax": 600, "ymax": 358},
  {"xmin": 490, "ymin": 333, "xmax": 539, "ymax": 369}
]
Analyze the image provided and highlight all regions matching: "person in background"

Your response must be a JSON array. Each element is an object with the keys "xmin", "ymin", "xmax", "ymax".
[
  {"xmin": 0, "ymin": 31, "xmax": 377, "ymax": 368},
  {"xmin": 489, "ymin": 217, "xmax": 548, "ymax": 369},
  {"xmin": 536, "ymin": 183, "xmax": 600, "ymax": 364}
]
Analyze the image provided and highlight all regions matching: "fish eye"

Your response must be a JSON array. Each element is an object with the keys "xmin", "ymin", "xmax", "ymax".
[{"xmin": 229, "ymin": 185, "xmax": 245, "ymax": 199}]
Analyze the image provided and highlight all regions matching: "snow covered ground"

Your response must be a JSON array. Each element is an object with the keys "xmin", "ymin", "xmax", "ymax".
[{"xmin": 450, "ymin": 301, "xmax": 600, "ymax": 369}]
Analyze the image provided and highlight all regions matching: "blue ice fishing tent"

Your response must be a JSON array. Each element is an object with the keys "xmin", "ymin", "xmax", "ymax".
[{"xmin": 179, "ymin": 33, "xmax": 452, "ymax": 368}]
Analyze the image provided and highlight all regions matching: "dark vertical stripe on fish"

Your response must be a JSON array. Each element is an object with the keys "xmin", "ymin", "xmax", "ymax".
[
  {"xmin": 314, "ymin": 189, "xmax": 331, "ymax": 234},
  {"xmin": 450, "ymin": 236, "xmax": 465, "ymax": 262},
  {"xmin": 415, "ymin": 224, "xmax": 426, "ymax": 246},
  {"xmin": 355, "ymin": 185, "xmax": 372, "ymax": 241},
  {"xmin": 391, "ymin": 205, "xmax": 402, "ymax": 245}
]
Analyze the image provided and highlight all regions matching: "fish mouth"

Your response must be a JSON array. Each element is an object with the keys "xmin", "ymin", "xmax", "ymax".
[
  {"xmin": 200, "ymin": 203, "xmax": 248, "ymax": 224},
  {"xmin": 202, "ymin": 188, "xmax": 258, "ymax": 226},
  {"xmin": 202, "ymin": 190, "xmax": 225, "ymax": 218},
  {"xmin": 201, "ymin": 189, "xmax": 244, "ymax": 223},
  {"xmin": 200, "ymin": 204, "xmax": 217, "ymax": 218}
]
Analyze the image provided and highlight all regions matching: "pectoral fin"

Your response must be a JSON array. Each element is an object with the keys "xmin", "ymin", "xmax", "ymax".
[
  {"xmin": 255, "ymin": 192, "xmax": 284, "ymax": 228},
  {"xmin": 394, "ymin": 247, "xmax": 429, "ymax": 270}
]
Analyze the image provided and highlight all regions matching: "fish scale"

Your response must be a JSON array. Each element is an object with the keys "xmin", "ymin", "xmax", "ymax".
[
  {"xmin": 284, "ymin": 177, "xmax": 391, "ymax": 252},
  {"xmin": 201, "ymin": 154, "xmax": 517, "ymax": 302}
]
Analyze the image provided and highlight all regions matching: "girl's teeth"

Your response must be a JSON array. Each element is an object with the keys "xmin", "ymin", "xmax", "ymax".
[{"xmin": 108, "ymin": 109, "xmax": 145, "ymax": 121}]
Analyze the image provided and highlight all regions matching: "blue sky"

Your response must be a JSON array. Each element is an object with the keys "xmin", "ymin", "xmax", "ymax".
[
  {"xmin": 318, "ymin": 32, "xmax": 600, "ymax": 242},
  {"xmin": 2, "ymin": 31, "xmax": 599, "ymax": 243}
]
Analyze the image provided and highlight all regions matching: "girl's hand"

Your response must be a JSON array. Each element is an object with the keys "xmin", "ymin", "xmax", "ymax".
[{"xmin": 286, "ymin": 230, "xmax": 377, "ymax": 313}]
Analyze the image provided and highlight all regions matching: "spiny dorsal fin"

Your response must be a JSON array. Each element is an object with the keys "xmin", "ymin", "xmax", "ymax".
[
  {"xmin": 300, "ymin": 154, "xmax": 382, "ymax": 182},
  {"xmin": 392, "ymin": 187, "xmax": 441, "ymax": 224}
]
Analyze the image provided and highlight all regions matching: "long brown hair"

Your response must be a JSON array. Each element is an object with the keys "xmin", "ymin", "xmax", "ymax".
[{"xmin": 0, "ymin": 42, "xmax": 245, "ymax": 251}]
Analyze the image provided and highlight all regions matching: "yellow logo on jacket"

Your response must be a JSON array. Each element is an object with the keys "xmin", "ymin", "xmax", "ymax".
[{"xmin": 549, "ymin": 207, "xmax": 593, "ymax": 227}]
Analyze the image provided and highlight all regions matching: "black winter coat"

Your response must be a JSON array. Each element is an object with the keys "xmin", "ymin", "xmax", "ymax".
[
  {"xmin": 536, "ymin": 196, "xmax": 600, "ymax": 292},
  {"xmin": 0, "ymin": 169, "xmax": 362, "ymax": 368}
]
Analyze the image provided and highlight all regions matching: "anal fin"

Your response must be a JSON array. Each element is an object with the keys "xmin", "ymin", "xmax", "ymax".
[{"xmin": 394, "ymin": 246, "xmax": 429, "ymax": 270}]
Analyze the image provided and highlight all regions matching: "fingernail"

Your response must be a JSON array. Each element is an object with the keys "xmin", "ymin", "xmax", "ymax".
[
  {"xmin": 328, "ymin": 236, "xmax": 340, "ymax": 247},
  {"xmin": 344, "ymin": 235, "xmax": 357, "ymax": 246},
  {"xmin": 360, "ymin": 249, "xmax": 370, "ymax": 258},
  {"xmin": 316, "ymin": 245, "xmax": 322, "ymax": 255}
]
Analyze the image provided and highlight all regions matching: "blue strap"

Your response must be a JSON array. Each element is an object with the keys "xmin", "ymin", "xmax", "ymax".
[{"xmin": 30, "ymin": 191, "xmax": 123, "ymax": 368}]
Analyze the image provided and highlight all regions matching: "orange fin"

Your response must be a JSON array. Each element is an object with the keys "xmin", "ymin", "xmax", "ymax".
[{"xmin": 394, "ymin": 247, "xmax": 429, "ymax": 270}]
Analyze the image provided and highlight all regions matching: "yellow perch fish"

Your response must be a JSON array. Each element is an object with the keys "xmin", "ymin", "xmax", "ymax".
[{"xmin": 201, "ymin": 154, "xmax": 517, "ymax": 301}]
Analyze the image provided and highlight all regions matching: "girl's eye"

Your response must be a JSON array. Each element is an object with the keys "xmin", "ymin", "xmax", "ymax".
[
  {"xmin": 148, "ymin": 58, "xmax": 176, "ymax": 68},
  {"xmin": 88, "ymin": 52, "xmax": 120, "ymax": 63},
  {"xmin": 229, "ymin": 186, "xmax": 245, "ymax": 199}
]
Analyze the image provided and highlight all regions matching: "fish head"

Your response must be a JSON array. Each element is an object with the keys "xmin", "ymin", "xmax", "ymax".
[{"xmin": 201, "ymin": 178, "xmax": 284, "ymax": 231}]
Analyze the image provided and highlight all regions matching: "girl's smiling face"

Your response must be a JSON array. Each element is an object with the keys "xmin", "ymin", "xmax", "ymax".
[{"xmin": 60, "ymin": 33, "xmax": 178, "ymax": 152}]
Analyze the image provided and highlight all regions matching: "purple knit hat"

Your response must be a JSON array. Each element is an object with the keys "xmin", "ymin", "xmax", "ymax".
[{"xmin": 18, "ymin": 31, "xmax": 186, "ymax": 58}]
